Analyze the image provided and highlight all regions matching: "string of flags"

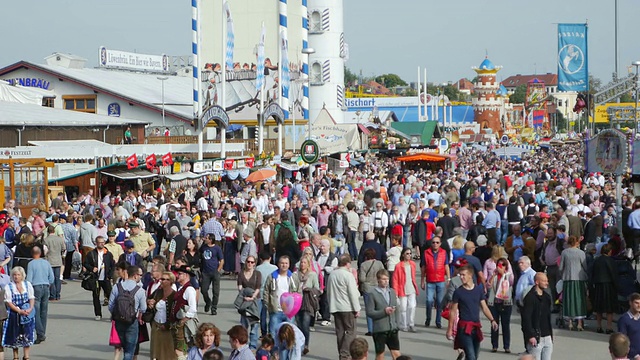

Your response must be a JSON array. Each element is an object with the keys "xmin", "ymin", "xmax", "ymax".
[{"xmin": 126, "ymin": 152, "xmax": 173, "ymax": 170}]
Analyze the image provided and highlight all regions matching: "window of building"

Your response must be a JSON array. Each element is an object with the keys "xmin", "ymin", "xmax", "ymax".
[
  {"xmin": 310, "ymin": 11, "xmax": 322, "ymax": 33},
  {"xmin": 311, "ymin": 62, "xmax": 323, "ymax": 85},
  {"xmin": 42, "ymin": 98, "xmax": 54, "ymax": 108},
  {"xmin": 62, "ymin": 95, "xmax": 97, "ymax": 113}
]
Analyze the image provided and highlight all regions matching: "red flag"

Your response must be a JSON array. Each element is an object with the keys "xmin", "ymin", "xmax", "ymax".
[
  {"xmin": 245, "ymin": 157, "xmax": 255, "ymax": 168},
  {"xmin": 162, "ymin": 152, "xmax": 173, "ymax": 166},
  {"xmin": 224, "ymin": 159, "xmax": 234, "ymax": 170},
  {"xmin": 145, "ymin": 154, "xmax": 157, "ymax": 170},
  {"xmin": 126, "ymin": 154, "xmax": 138, "ymax": 169}
]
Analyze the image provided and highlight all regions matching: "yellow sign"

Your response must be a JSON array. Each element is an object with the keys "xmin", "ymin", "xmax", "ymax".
[{"xmin": 592, "ymin": 102, "xmax": 637, "ymax": 124}]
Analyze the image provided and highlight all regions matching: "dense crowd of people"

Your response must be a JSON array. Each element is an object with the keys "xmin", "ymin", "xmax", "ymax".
[{"xmin": 2, "ymin": 141, "xmax": 640, "ymax": 359}]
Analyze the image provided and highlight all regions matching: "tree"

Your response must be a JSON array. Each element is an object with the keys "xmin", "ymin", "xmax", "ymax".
[
  {"xmin": 509, "ymin": 84, "xmax": 527, "ymax": 104},
  {"xmin": 344, "ymin": 66, "xmax": 357, "ymax": 87},
  {"xmin": 443, "ymin": 85, "xmax": 462, "ymax": 102},
  {"xmin": 588, "ymin": 74, "xmax": 602, "ymax": 94},
  {"xmin": 374, "ymin": 74, "xmax": 407, "ymax": 88}
]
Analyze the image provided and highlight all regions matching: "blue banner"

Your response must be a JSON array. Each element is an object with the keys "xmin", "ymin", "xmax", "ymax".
[{"xmin": 557, "ymin": 23, "xmax": 588, "ymax": 92}]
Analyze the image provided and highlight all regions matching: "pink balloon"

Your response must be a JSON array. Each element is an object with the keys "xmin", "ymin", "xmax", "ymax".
[{"xmin": 280, "ymin": 292, "xmax": 302, "ymax": 318}]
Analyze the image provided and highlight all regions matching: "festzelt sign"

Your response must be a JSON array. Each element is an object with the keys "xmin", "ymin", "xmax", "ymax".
[{"xmin": 201, "ymin": 105, "xmax": 230, "ymax": 129}]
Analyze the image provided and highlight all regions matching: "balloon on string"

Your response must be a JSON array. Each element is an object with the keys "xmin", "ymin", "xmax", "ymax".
[{"xmin": 279, "ymin": 292, "xmax": 302, "ymax": 318}]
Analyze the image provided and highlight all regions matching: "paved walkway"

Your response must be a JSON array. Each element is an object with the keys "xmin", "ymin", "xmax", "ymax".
[{"xmin": 31, "ymin": 269, "xmax": 615, "ymax": 360}]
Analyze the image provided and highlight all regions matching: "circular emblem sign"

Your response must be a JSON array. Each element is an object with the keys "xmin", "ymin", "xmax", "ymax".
[{"xmin": 300, "ymin": 139, "xmax": 320, "ymax": 164}]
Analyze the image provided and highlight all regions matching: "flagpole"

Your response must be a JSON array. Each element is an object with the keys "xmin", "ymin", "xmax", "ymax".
[
  {"xmin": 193, "ymin": 0, "xmax": 203, "ymax": 161},
  {"xmin": 278, "ymin": 0, "xmax": 288, "ymax": 156},
  {"xmin": 256, "ymin": 22, "xmax": 266, "ymax": 156},
  {"xmin": 220, "ymin": 0, "xmax": 227, "ymax": 158},
  {"xmin": 417, "ymin": 66, "xmax": 421, "ymax": 120}
]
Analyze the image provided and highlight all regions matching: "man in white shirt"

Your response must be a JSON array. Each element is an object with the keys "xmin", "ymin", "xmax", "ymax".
[
  {"xmin": 371, "ymin": 203, "xmax": 389, "ymax": 250},
  {"xmin": 196, "ymin": 195, "xmax": 209, "ymax": 212},
  {"xmin": 174, "ymin": 266, "xmax": 199, "ymax": 359}
]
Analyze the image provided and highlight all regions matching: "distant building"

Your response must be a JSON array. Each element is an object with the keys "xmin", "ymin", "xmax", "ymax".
[
  {"xmin": 502, "ymin": 73, "xmax": 558, "ymax": 94},
  {"xmin": 455, "ymin": 78, "xmax": 475, "ymax": 95}
]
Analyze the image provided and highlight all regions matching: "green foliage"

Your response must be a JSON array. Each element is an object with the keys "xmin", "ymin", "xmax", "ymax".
[
  {"xmin": 344, "ymin": 66, "xmax": 357, "ymax": 87},
  {"xmin": 374, "ymin": 74, "xmax": 407, "ymax": 88},
  {"xmin": 509, "ymin": 84, "xmax": 527, "ymax": 104}
]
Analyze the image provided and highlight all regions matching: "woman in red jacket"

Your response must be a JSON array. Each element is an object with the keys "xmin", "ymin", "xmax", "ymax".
[{"xmin": 392, "ymin": 248, "xmax": 419, "ymax": 332}]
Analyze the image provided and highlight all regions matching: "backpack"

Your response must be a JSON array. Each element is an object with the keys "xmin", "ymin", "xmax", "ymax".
[{"xmin": 112, "ymin": 283, "xmax": 140, "ymax": 324}]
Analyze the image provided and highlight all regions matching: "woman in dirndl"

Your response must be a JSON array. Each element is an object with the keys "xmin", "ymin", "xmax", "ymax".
[
  {"xmin": 559, "ymin": 235, "xmax": 588, "ymax": 331},
  {"xmin": 590, "ymin": 243, "xmax": 618, "ymax": 334},
  {"xmin": 2, "ymin": 266, "xmax": 35, "ymax": 360}
]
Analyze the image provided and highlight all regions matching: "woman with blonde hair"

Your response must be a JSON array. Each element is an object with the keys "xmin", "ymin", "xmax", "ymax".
[
  {"xmin": 294, "ymin": 256, "xmax": 320, "ymax": 354},
  {"xmin": 2, "ymin": 266, "xmax": 35, "ymax": 360},
  {"xmin": 222, "ymin": 219, "xmax": 237, "ymax": 276},
  {"xmin": 449, "ymin": 234, "xmax": 466, "ymax": 275},
  {"xmin": 187, "ymin": 322, "xmax": 220, "ymax": 360},
  {"xmin": 147, "ymin": 271, "xmax": 176, "ymax": 360}
]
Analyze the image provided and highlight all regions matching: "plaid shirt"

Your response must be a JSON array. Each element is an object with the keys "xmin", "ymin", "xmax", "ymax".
[{"xmin": 202, "ymin": 219, "xmax": 224, "ymax": 240}]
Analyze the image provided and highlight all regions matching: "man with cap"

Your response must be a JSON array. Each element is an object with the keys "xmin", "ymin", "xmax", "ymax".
[
  {"xmin": 128, "ymin": 220, "xmax": 155, "ymax": 260},
  {"xmin": 119, "ymin": 240, "xmax": 143, "ymax": 267},
  {"xmin": 170, "ymin": 265, "xmax": 199, "ymax": 358},
  {"xmin": 84, "ymin": 235, "xmax": 115, "ymax": 320},
  {"xmin": 43, "ymin": 223, "xmax": 65, "ymax": 301}
]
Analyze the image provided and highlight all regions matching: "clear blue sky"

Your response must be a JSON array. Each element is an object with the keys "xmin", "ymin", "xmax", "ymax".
[{"xmin": 1, "ymin": 0, "xmax": 638, "ymax": 85}]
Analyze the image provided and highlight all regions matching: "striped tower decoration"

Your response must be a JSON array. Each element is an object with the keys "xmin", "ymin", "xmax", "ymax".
[
  {"xmin": 192, "ymin": 0, "xmax": 203, "ymax": 160},
  {"xmin": 191, "ymin": 0, "xmax": 199, "ymax": 122},
  {"xmin": 301, "ymin": 0, "xmax": 309, "ymax": 120},
  {"xmin": 278, "ymin": 0, "xmax": 289, "ymax": 119}
]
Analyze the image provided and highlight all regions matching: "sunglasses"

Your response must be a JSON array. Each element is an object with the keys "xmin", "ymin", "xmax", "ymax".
[
  {"xmin": 161, "ymin": 278, "xmax": 171, "ymax": 281},
  {"xmin": 246, "ymin": 261, "xmax": 255, "ymax": 264}
]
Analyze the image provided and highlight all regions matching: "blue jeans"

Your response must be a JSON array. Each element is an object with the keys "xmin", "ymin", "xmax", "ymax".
[
  {"xmin": 33, "ymin": 284, "xmax": 49, "ymax": 340},
  {"xmin": 115, "ymin": 320, "xmax": 139, "ymax": 360},
  {"xmin": 260, "ymin": 300, "xmax": 268, "ymax": 337},
  {"xmin": 362, "ymin": 292, "xmax": 373, "ymax": 333},
  {"xmin": 152, "ymin": 234, "xmax": 160, "ymax": 257},
  {"xmin": 50, "ymin": 267, "xmax": 61, "ymax": 300},
  {"xmin": 457, "ymin": 327, "xmax": 481, "ymax": 360},
  {"xmin": 426, "ymin": 281, "xmax": 445, "ymax": 326},
  {"xmin": 335, "ymin": 234, "xmax": 346, "ymax": 255},
  {"xmin": 295, "ymin": 310, "xmax": 312, "ymax": 347},
  {"xmin": 347, "ymin": 230, "xmax": 358, "ymax": 260},
  {"xmin": 241, "ymin": 314, "xmax": 260, "ymax": 350},
  {"xmin": 489, "ymin": 303, "xmax": 512, "ymax": 350},
  {"xmin": 269, "ymin": 311, "xmax": 289, "ymax": 339},
  {"xmin": 499, "ymin": 221, "xmax": 509, "ymax": 246}
]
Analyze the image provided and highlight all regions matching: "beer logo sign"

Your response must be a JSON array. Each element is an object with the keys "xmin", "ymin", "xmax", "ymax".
[{"xmin": 300, "ymin": 139, "xmax": 319, "ymax": 164}]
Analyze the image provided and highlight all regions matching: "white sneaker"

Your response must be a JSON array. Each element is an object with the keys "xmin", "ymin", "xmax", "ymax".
[
  {"xmin": 320, "ymin": 320, "xmax": 331, "ymax": 326},
  {"xmin": 95, "ymin": 316, "xmax": 101, "ymax": 321},
  {"xmin": 309, "ymin": 326, "xmax": 316, "ymax": 332}
]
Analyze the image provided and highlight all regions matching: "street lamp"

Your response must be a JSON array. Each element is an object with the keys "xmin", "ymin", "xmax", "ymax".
[
  {"xmin": 157, "ymin": 76, "xmax": 169, "ymax": 128},
  {"xmin": 633, "ymin": 61, "xmax": 640, "ymax": 134},
  {"xmin": 302, "ymin": 47, "xmax": 315, "ymax": 179}
]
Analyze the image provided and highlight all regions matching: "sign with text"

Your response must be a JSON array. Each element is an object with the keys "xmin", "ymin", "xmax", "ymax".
[
  {"xmin": 99, "ymin": 47, "xmax": 169, "ymax": 72},
  {"xmin": 300, "ymin": 139, "xmax": 320, "ymax": 164}
]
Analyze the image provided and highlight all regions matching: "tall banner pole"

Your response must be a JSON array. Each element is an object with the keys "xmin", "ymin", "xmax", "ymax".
[
  {"xmin": 220, "ymin": 0, "xmax": 228, "ymax": 158},
  {"xmin": 257, "ymin": 23, "xmax": 266, "ymax": 155},
  {"xmin": 193, "ymin": 0, "xmax": 203, "ymax": 160}
]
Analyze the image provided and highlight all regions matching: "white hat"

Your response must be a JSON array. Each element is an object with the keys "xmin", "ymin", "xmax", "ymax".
[{"xmin": 476, "ymin": 235, "xmax": 488, "ymax": 246}]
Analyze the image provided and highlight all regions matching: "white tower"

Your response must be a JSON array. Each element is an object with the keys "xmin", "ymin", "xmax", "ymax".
[{"xmin": 307, "ymin": 0, "xmax": 346, "ymax": 125}]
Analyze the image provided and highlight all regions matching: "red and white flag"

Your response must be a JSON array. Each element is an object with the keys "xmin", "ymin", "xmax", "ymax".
[{"xmin": 126, "ymin": 154, "xmax": 139, "ymax": 169}]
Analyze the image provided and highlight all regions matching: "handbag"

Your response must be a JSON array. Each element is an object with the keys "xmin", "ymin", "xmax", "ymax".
[
  {"xmin": 141, "ymin": 308, "xmax": 155, "ymax": 323},
  {"xmin": 441, "ymin": 304, "xmax": 450, "ymax": 320},
  {"xmin": 495, "ymin": 275, "xmax": 511, "ymax": 301},
  {"xmin": 81, "ymin": 273, "xmax": 98, "ymax": 292}
]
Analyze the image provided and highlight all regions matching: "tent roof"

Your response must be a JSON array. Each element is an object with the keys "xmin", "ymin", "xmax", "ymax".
[{"xmin": 390, "ymin": 121, "xmax": 441, "ymax": 145}]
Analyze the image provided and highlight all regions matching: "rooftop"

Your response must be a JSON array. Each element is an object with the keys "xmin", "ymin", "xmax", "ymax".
[{"xmin": 502, "ymin": 73, "xmax": 558, "ymax": 88}]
